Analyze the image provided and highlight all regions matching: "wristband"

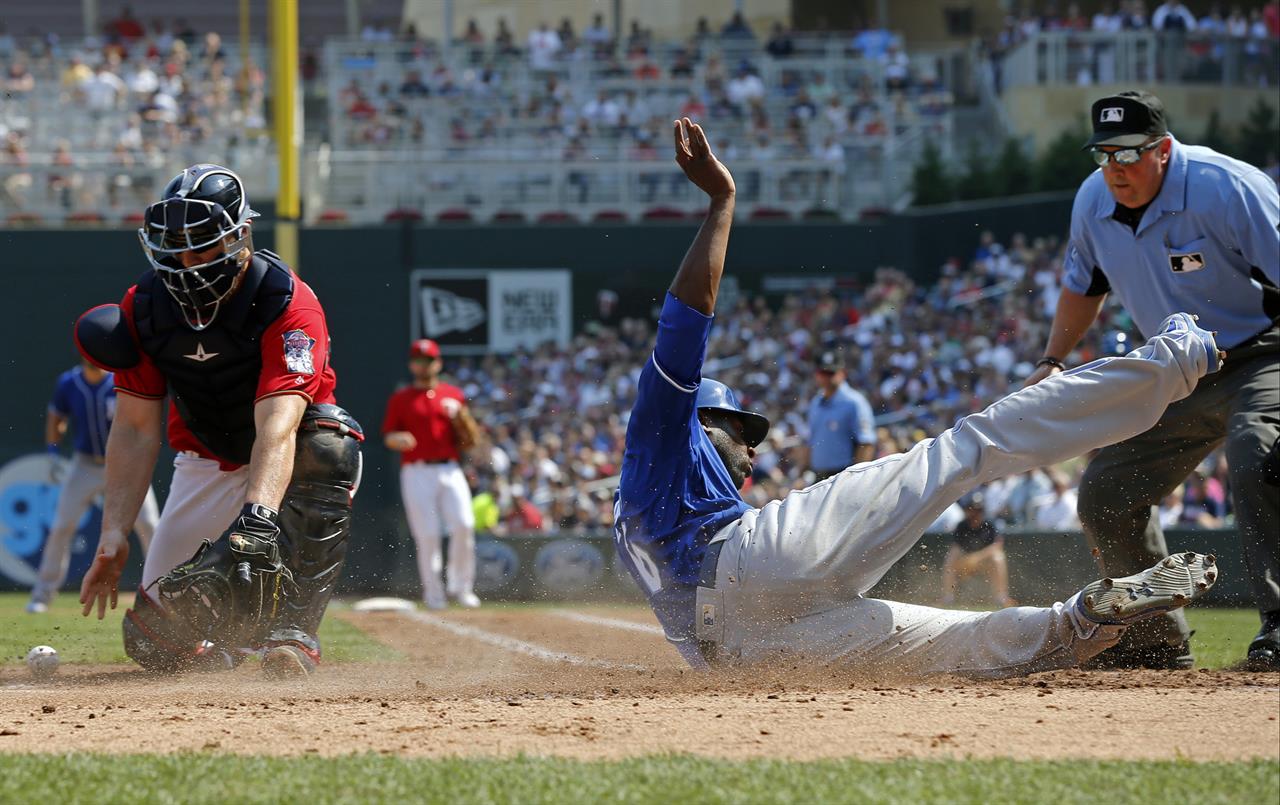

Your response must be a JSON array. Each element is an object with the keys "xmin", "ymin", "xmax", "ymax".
[
  {"xmin": 1035, "ymin": 357, "xmax": 1066, "ymax": 371},
  {"xmin": 241, "ymin": 502, "xmax": 280, "ymax": 525}
]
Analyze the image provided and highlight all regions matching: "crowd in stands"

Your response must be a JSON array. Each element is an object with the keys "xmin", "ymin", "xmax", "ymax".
[
  {"xmin": 452, "ymin": 229, "xmax": 1237, "ymax": 536},
  {"xmin": 330, "ymin": 12, "xmax": 953, "ymax": 171},
  {"xmin": 0, "ymin": 10, "xmax": 267, "ymax": 221},
  {"xmin": 985, "ymin": 0, "xmax": 1280, "ymax": 89}
]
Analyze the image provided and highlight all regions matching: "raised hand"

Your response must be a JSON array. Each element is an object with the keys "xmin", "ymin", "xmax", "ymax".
[{"xmin": 673, "ymin": 117, "xmax": 735, "ymax": 200}]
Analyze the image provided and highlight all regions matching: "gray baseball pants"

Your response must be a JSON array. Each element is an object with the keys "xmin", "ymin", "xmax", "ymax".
[
  {"xmin": 695, "ymin": 321, "xmax": 1211, "ymax": 678},
  {"xmin": 31, "ymin": 453, "xmax": 159, "ymax": 605},
  {"xmin": 1079, "ymin": 326, "xmax": 1279, "ymax": 651}
]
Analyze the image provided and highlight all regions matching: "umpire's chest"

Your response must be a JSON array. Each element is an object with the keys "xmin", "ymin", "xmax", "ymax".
[{"xmin": 1095, "ymin": 214, "xmax": 1238, "ymax": 292}]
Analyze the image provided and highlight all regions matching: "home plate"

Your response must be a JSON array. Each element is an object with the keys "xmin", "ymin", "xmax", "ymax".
[{"xmin": 351, "ymin": 597, "xmax": 418, "ymax": 612}]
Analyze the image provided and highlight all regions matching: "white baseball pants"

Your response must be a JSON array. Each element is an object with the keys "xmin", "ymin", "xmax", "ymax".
[
  {"xmin": 141, "ymin": 453, "xmax": 249, "ymax": 589},
  {"xmin": 32, "ymin": 454, "xmax": 159, "ymax": 604},
  {"xmin": 400, "ymin": 461, "xmax": 476, "ymax": 605},
  {"xmin": 697, "ymin": 322, "xmax": 1212, "ymax": 678}
]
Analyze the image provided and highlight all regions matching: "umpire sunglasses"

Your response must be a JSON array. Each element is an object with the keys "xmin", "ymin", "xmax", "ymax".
[{"xmin": 1088, "ymin": 137, "xmax": 1165, "ymax": 167}]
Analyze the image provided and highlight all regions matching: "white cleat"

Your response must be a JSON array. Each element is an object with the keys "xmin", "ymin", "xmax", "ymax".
[
  {"xmin": 423, "ymin": 595, "xmax": 448, "ymax": 611},
  {"xmin": 452, "ymin": 591, "xmax": 481, "ymax": 609},
  {"xmin": 1076, "ymin": 552, "xmax": 1219, "ymax": 626},
  {"xmin": 25, "ymin": 601, "xmax": 49, "ymax": 614}
]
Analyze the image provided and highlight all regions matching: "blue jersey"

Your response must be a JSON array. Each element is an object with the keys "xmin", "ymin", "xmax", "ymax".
[
  {"xmin": 50, "ymin": 366, "xmax": 115, "ymax": 458},
  {"xmin": 807, "ymin": 384, "xmax": 876, "ymax": 471},
  {"xmin": 615, "ymin": 293, "xmax": 750, "ymax": 665},
  {"xmin": 1064, "ymin": 136, "xmax": 1280, "ymax": 349}
]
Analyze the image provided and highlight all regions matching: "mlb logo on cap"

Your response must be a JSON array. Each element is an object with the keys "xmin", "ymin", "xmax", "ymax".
[{"xmin": 1083, "ymin": 90, "xmax": 1168, "ymax": 149}]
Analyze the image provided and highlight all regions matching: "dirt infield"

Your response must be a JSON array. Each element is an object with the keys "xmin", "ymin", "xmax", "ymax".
[{"xmin": 1, "ymin": 605, "xmax": 1277, "ymax": 762}]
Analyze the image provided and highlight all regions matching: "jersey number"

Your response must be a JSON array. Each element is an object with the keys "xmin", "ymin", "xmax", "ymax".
[{"xmin": 615, "ymin": 501, "xmax": 662, "ymax": 595}]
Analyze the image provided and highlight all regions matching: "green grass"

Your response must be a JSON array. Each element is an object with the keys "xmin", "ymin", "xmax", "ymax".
[
  {"xmin": 0, "ymin": 754, "xmax": 1273, "ymax": 805},
  {"xmin": 0, "ymin": 591, "xmax": 1263, "ymax": 670},
  {"xmin": 0, "ymin": 593, "xmax": 400, "ymax": 665},
  {"xmin": 1185, "ymin": 608, "xmax": 1265, "ymax": 670}
]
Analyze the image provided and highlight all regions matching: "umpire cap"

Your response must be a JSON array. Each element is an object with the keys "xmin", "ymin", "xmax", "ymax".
[
  {"xmin": 696, "ymin": 379, "xmax": 770, "ymax": 448},
  {"xmin": 1083, "ymin": 90, "xmax": 1168, "ymax": 149}
]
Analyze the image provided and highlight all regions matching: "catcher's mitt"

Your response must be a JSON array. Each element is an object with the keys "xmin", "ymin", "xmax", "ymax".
[{"xmin": 150, "ymin": 504, "xmax": 295, "ymax": 650}]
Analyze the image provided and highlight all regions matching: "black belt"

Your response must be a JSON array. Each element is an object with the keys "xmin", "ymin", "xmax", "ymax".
[
  {"xmin": 698, "ymin": 539, "xmax": 726, "ymax": 589},
  {"xmin": 411, "ymin": 458, "xmax": 454, "ymax": 465},
  {"xmin": 1224, "ymin": 321, "xmax": 1279, "ymax": 357}
]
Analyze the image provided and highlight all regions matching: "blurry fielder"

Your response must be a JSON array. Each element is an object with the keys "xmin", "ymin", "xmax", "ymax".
[
  {"xmin": 613, "ymin": 119, "xmax": 1222, "ymax": 677},
  {"xmin": 26, "ymin": 360, "xmax": 158, "ymax": 614},
  {"xmin": 384, "ymin": 339, "xmax": 482, "ymax": 609}
]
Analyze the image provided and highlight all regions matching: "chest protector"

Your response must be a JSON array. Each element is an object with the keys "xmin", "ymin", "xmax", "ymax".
[{"xmin": 132, "ymin": 250, "xmax": 294, "ymax": 465}]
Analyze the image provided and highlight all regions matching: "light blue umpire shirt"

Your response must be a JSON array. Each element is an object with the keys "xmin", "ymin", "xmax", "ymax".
[
  {"xmin": 807, "ymin": 383, "xmax": 876, "ymax": 472},
  {"xmin": 1063, "ymin": 135, "xmax": 1280, "ymax": 349}
]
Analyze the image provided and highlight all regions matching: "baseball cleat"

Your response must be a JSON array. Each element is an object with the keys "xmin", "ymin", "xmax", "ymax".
[
  {"xmin": 1244, "ymin": 610, "xmax": 1280, "ymax": 671},
  {"xmin": 1075, "ymin": 552, "xmax": 1218, "ymax": 626},
  {"xmin": 24, "ymin": 601, "xmax": 49, "ymax": 614},
  {"xmin": 189, "ymin": 643, "xmax": 241, "ymax": 673},
  {"xmin": 261, "ymin": 644, "xmax": 317, "ymax": 680},
  {"xmin": 452, "ymin": 591, "xmax": 481, "ymax": 609},
  {"xmin": 1158, "ymin": 313, "xmax": 1222, "ymax": 373}
]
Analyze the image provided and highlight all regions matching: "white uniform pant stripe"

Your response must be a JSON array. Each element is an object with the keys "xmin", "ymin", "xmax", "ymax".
[
  {"xmin": 704, "ymin": 326, "xmax": 1208, "ymax": 677},
  {"xmin": 400, "ymin": 462, "xmax": 476, "ymax": 604}
]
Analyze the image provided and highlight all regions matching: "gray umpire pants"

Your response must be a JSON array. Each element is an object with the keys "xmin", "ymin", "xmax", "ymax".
[
  {"xmin": 695, "ymin": 320, "xmax": 1210, "ymax": 678},
  {"xmin": 31, "ymin": 453, "xmax": 160, "ymax": 605},
  {"xmin": 1079, "ymin": 326, "xmax": 1280, "ymax": 651}
]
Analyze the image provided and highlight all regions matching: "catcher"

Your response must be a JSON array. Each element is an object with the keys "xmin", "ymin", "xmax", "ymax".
[{"xmin": 76, "ymin": 164, "xmax": 364, "ymax": 678}]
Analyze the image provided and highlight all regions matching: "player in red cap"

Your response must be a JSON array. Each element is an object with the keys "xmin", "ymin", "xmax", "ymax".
[{"xmin": 383, "ymin": 339, "xmax": 481, "ymax": 608}]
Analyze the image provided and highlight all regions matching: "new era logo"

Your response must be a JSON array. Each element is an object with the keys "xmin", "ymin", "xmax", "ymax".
[{"xmin": 1100, "ymin": 107, "xmax": 1124, "ymax": 123}]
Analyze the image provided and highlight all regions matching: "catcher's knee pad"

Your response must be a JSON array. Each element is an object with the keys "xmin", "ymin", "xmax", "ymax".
[{"xmin": 275, "ymin": 404, "xmax": 364, "ymax": 637}]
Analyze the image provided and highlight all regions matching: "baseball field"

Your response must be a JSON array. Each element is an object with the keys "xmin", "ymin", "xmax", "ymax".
[{"xmin": 1, "ymin": 593, "xmax": 1276, "ymax": 804}]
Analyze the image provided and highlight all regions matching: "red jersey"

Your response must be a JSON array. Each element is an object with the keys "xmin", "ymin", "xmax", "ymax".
[
  {"xmin": 113, "ymin": 277, "xmax": 337, "ymax": 470},
  {"xmin": 382, "ymin": 382, "xmax": 466, "ymax": 464}
]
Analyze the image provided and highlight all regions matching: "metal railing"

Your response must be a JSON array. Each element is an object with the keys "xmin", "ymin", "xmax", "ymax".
[
  {"xmin": 999, "ymin": 30, "xmax": 1279, "ymax": 89},
  {"xmin": 305, "ymin": 121, "xmax": 935, "ymax": 224}
]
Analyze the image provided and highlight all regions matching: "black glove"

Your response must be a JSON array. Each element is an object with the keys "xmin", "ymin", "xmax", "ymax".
[
  {"xmin": 151, "ymin": 503, "xmax": 293, "ymax": 651},
  {"xmin": 226, "ymin": 503, "xmax": 287, "ymax": 586}
]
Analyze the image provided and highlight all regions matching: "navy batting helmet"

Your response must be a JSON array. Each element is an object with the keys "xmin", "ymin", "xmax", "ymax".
[{"xmin": 696, "ymin": 379, "xmax": 770, "ymax": 448}]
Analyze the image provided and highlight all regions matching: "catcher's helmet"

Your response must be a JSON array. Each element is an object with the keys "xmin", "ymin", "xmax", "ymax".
[
  {"xmin": 138, "ymin": 164, "xmax": 258, "ymax": 330},
  {"xmin": 696, "ymin": 379, "xmax": 770, "ymax": 448}
]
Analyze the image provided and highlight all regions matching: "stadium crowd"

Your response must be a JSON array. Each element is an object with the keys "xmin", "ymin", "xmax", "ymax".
[
  {"xmin": 0, "ymin": 14, "xmax": 267, "ymax": 221},
  {"xmin": 452, "ymin": 229, "xmax": 1236, "ymax": 536},
  {"xmin": 984, "ymin": 0, "xmax": 1280, "ymax": 90},
  {"xmin": 330, "ymin": 13, "xmax": 953, "ymax": 168}
]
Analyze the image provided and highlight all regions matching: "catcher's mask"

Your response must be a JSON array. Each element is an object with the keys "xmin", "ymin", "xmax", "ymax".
[{"xmin": 138, "ymin": 164, "xmax": 258, "ymax": 331}]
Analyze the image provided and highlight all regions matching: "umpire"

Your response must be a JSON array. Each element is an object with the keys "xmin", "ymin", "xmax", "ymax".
[
  {"xmin": 1025, "ymin": 91, "xmax": 1279, "ymax": 670},
  {"xmin": 803, "ymin": 351, "xmax": 876, "ymax": 481}
]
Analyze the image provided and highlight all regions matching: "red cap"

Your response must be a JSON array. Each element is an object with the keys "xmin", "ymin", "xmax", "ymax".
[{"xmin": 409, "ymin": 338, "xmax": 441, "ymax": 359}]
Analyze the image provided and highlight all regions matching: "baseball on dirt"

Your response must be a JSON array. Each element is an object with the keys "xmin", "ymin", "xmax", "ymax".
[{"xmin": 25, "ymin": 645, "xmax": 60, "ymax": 680}]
